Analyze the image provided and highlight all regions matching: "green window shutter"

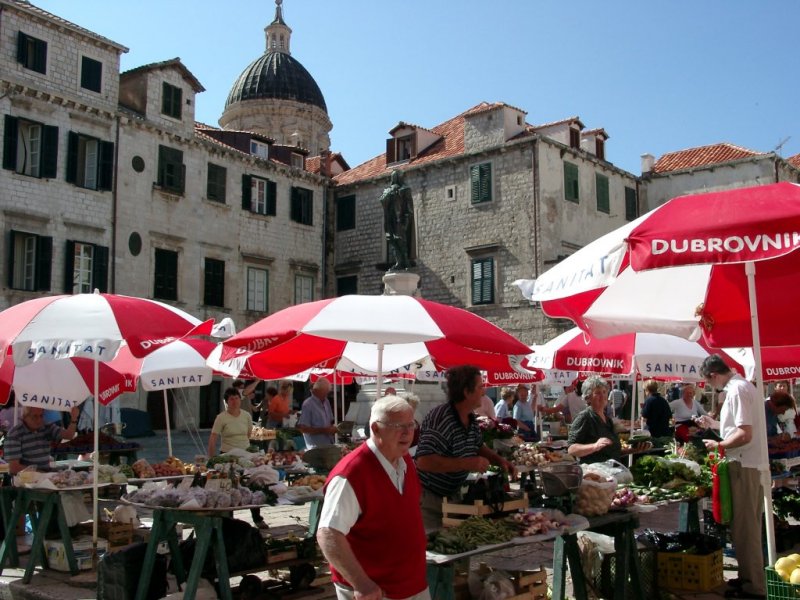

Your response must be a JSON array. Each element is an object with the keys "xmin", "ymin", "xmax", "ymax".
[
  {"xmin": 98, "ymin": 141, "xmax": 114, "ymax": 191},
  {"xmin": 336, "ymin": 195, "xmax": 356, "ymax": 231},
  {"xmin": 66, "ymin": 132, "xmax": 78, "ymax": 183},
  {"xmin": 471, "ymin": 258, "xmax": 494, "ymax": 305},
  {"xmin": 596, "ymin": 173, "xmax": 609, "ymax": 214},
  {"xmin": 241, "ymin": 175, "xmax": 252, "ymax": 210},
  {"xmin": 154, "ymin": 249, "xmax": 178, "ymax": 300},
  {"xmin": 625, "ymin": 186, "xmax": 637, "ymax": 221},
  {"xmin": 40, "ymin": 125, "xmax": 58, "ymax": 178},
  {"xmin": 16, "ymin": 32, "xmax": 28, "ymax": 65},
  {"xmin": 470, "ymin": 163, "xmax": 492, "ymax": 203},
  {"xmin": 63, "ymin": 240, "xmax": 76, "ymax": 293},
  {"xmin": 207, "ymin": 163, "xmax": 226, "ymax": 202},
  {"xmin": 93, "ymin": 245, "xmax": 109, "ymax": 293},
  {"xmin": 3, "ymin": 115, "xmax": 18, "ymax": 171},
  {"xmin": 564, "ymin": 162, "xmax": 579, "ymax": 202},
  {"xmin": 33, "ymin": 38, "xmax": 47, "ymax": 74},
  {"xmin": 35, "ymin": 235, "xmax": 52, "ymax": 291},
  {"xmin": 7, "ymin": 231, "xmax": 18, "ymax": 288},
  {"xmin": 266, "ymin": 180, "xmax": 277, "ymax": 215},
  {"xmin": 80, "ymin": 56, "xmax": 102, "ymax": 92},
  {"xmin": 470, "ymin": 165, "xmax": 480, "ymax": 203},
  {"xmin": 290, "ymin": 187, "xmax": 300, "ymax": 222},
  {"xmin": 203, "ymin": 258, "xmax": 225, "ymax": 307}
]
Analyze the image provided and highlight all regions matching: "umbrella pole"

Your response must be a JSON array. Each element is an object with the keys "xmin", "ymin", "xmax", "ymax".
[
  {"xmin": 163, "ymin": 390, "xmax": 173, "ymax": 457},
  {"xmin": 746, "ymin": 261, "xmax": 776, "ymax": 566},
  {"xmin": 376, "ymin": 344, "xmax": 384, "ymax": 399},
  {"xmin": 333, "ymin": 373, "xmax": 339, "ymax": 444},
  {"xmin": 92, "ymin": 360, "xmax": 99, "ymax": 554}
]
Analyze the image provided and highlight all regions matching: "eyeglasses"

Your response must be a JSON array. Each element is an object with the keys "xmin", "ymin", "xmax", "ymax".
[{"xmin": 378, "ymin": 421, "xmax": 418, "ymax": 432}]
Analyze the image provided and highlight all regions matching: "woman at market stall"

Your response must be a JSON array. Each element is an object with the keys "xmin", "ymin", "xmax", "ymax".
[
  {"xmin": 264, "ymin": 380, "xmax": 293, "ymax": 429},
  {"xmin": 566, "ymin": 376, "xmax": 622, "ymax": 464},
  {"xmin": 641, "ymin": 380, "xmax": 673, "ymax": 440},
  {"xmin": 765, "ymin": 390, "xmax": 796, "ymax": 439},
  {"xmin": 207, "ymin": 388, "xmax": 268, "ymax": 529},
  {"xmin": 669, "ymin": 383, "xmax": 707, "ymax": 442}
]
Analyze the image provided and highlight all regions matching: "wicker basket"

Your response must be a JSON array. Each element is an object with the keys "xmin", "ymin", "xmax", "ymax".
[{"xmin": 538, "ymin": 463, "xmax": 582, "ymax": 496}]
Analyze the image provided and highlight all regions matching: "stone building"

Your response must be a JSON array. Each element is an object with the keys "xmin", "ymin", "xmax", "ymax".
[
  {"xmin": 329, "ymin": 103, "xmax": 640, "ymax": 345},
  {"xmin": 0, "ymin": 0, "xmax": 327, "ymax": 429},
  {"xmin": 639, "ymin": 142, "xmax": 800, "ymax": 211}
]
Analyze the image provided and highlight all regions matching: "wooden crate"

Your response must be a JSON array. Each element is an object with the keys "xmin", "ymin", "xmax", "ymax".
[
  {"xmin": 513, "ymin": 568, "xmax": 548, "ymax": 600},
  {"xmin": 76, "ymin": 521, "xmax": 134, "ymax": 548},
  {"xmin": 266, "ymin": 547, "xmax": 298, "ymax": 564},
  {"xmin": 442, "ymin": 493, "xmax": 527, "ymax": 527}
]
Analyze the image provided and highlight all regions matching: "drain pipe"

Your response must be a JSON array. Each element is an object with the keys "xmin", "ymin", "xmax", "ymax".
[
  {"xmin": 531, "ymin": 139, "xmax": 540, "ymax": 278},
  {"xmin": 110, "ymin": 115, "xmax": 121, "ymax": 292}
]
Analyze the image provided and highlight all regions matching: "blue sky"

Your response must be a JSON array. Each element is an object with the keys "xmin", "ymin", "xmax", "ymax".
[{"xmin": 32, "ymin": 1, "xmax": 800, "ymax": 174}]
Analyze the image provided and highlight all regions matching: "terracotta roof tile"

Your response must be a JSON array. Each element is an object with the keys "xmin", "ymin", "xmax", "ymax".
[
  {"xmin": 787, "ymin": 153, "xmax": 800, "ymax": 169},
  {"xmin": 531, "ymin": 116, "xmax": 584, "ymax": 130},
  {"xmin": 653, "ymin": 142, "xmax": 765, "ymax": 173},
  {"xmin": 306, "ymin": 156, "xmax": 321, "ymax": 174},
  {"xmin": 122, "ymin": 58, "xmax": 205, "ymax": 93}
]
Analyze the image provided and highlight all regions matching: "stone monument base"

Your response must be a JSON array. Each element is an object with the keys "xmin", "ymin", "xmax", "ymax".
[
  {"xmin": 344, "ymin": 380, "xmax": 445, "ymax": 426},
  {"xmin": 383, "ymin": 271, "xmax": 420, "ymax": 296}
]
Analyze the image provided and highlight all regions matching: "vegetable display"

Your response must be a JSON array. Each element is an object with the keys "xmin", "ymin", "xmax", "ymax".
[
  {"xmin": 427, "ymin": 516, "xmax": 516, "ymax": 555},
  {"xmin": 507, "ymin": 510, "xmax": 569, "ymax": 536}
]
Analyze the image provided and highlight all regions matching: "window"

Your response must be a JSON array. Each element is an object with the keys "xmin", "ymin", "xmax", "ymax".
[
  {"xmin": 242, "ymin": 175, "xmax": 276, "ymax": 215},
  {"xmin": 17, "ymin": 32, "xmax": 47, "ymax": 74},
  {"xmin": 80, "ymin": 56, "xmax": 102, "ymax": 92},
  {"xmin": 625, "ymin": 186, "xmax": 638, "ymax": 221},
  {"xmin": 203, "ymin": 258, "xmax": 225, "ymax": 307},
  {"xmin": 471, "ymin": 257, "xmax": 494, "ymax": 305},
  {"xmin": 8, "ymin": 230, "xmax": 51, "ymax": 291},
  {"xmin": 564, "ymin": 161, "xmax": 579, "ymax": 203},
  {"xmin": 569, "ymin": 128, "xmax": 580, "ymax": 149},
  {"xmin": 291, "ymin": 187, "xmax": 313, "ymax": 225},
  {"xmin": 153, "ymin": 248, "xmax": 178, "ymax": 300},
  {"xmin": 397, "ymin": 136, "xmax": 413, "ymax": 161},
  {"xmin": 294, "ymin": 274, "xmax": 314, "ymax": 304},
  {"xmin": 206, "ymin": 163, "xmax": 227, "ymax": 203},
  {"xmin": 250, "ymin": 140, "xmax": 268, "ymax": 159},
  {"xmin": 336, "ymin": 275, "xmax": 357, "ymax": 296},
  {"xmin": 470, "ymin": 162, "xmax": 492, "ymax": 204},
  {"xmin": 595, "ymin": 138, "xmax": 605, "ymax": 161},
  {"xmin": 66, "ymin": 132, "xmax": 113, "ymax": 190},
  {"xmin": 596, "ymin": 173, "xmax": 610, "ymax": 214},
  {"xmin": 157, "ymin": 145, "xmax": 185, "ymax": 194},
  {"xmin": 336, "ymin": 194, "xmax": 355, "ymax": 231},
  {"xmin": 290, "ymin": 153, "xmax": 303, "ymax": 169},
  {"xmin": 161, "ymin": 82, "xmax": 182, "ymax": 119},
  {"xmin": 64, "ymin": 241, "xmax": 108, "ymax": 293},
  {"xmin": 3, "ymin": 116, "xmax": 58, "ymax": 178},
  {"xmin": 246, "ymin": 267, "xmax": 269, "ymax": 312}
]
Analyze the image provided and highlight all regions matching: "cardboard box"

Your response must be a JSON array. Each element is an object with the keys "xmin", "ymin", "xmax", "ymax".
[{"xmin": 44, "ymin": 536, "xmax": 107, "ymax": 572}]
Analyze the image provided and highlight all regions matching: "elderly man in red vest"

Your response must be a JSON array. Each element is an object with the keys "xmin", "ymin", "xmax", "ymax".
[{"xmin": 317, "ymin": 395, "xmax": 428, "ymax": 600}]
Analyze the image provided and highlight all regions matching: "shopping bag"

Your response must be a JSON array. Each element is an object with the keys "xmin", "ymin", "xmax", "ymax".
[{"xmin": 710, "ymin": 448, "xmax": 732, "ymax": 525}]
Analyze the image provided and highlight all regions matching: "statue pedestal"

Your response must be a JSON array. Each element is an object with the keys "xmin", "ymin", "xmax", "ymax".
[
  {"xmin": 383, "ymin": 271, "xmax": 420, "ymax": 297},
  {"xmin": 344, "ymin": 381, "xmax": 446, "ymax": 426}
]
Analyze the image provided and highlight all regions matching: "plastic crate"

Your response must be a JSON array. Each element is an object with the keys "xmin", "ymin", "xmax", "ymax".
[
  {"xmin": 657, "ymin": 548, "xmax": 723, "ymax": 591},
  {"xmin": 767, "ymin": 567, "xmax": 800, "ymax": 599},
  {"xmin": 594, "ymin": 547, "xmax": 657, "ymax": 599}
]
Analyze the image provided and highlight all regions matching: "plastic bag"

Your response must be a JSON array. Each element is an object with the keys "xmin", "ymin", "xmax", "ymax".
[
  {"xmin": 479, "ymin": 571, "xmax": 517, "ymax": 600},
  {"xmin": 709, "ymin": 449, "xmax": 732, "ymax": 525},
  {"xmin": 574, "ymin": 479, "xmax": 615, "ymax": 516},
  {"xmin": 583, "ymin": 459, "xmax": 633, "ymax": 485}
]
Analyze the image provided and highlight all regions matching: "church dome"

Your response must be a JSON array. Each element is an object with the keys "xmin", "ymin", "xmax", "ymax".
[{"xmin": 225, "ymin": 51, "xmax": 327, "ymax": 112}]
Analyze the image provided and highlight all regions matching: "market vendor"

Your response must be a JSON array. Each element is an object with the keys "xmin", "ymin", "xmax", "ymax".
[
  {"xmin": 765, "ymin": 390, "xmax": 795, "ymax": 439},
  {"xmin": 5, "ymin": 405, "xmax": 81, "ymax": 474},
  {"xmin": 264, "ymin": 380, "xmax": 293, "ymax": 428},
  {"xmin": 415, "ymin": 365, "xmax": 515, "ymax": 530},
  {"xmin": 669, "ymin": 383, "xmax": 707, "ymax": 442},
  {"xmin": 566, "ymin": 376, "xmax": 622, "ymax": 464},
  {"xmin": 297, "ymin": 377, "xmax": 337, "ymax": 449},
  {"xmin": 318, "ymin": 395, "xmax": 428, "ymax": 600},
  {"xmin": 641, "ymin": 380, "xmax": 673, "ymax": 439}
]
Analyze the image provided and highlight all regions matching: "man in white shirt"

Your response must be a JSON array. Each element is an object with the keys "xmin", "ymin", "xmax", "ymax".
[
  {"xmin": 556, "ymin": 383, "xmax": 585, "ymax": 422},
  {"xmin": 698, "ymin": 355, "xmax": 767, "ymax": 599}
]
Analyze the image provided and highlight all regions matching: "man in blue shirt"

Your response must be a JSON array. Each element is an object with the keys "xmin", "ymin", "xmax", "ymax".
[{"xmin": 297, "ymin": 378, "xmax": 337, "ymax": 449}]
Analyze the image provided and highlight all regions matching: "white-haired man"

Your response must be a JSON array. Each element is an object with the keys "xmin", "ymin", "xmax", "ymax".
[
  {"xmin": 318, "ymin": 396, "xmax": 428, "ymax": 600},
  {"xmin": 297, "ymin": 377, "xmax": 337, "ymax": 449}
]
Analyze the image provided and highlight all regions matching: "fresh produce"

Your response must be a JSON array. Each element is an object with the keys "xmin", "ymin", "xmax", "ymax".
[
  {"xmin": 612, "ymin": 487, "xmax": 639, "ymax": 508},
  {"xmin": 624, "ymin": 483, "xmax": 705, "ymax": 503},
  {"xmin": 773, "ymin": 553, "xmax": 800, "ymax": 583},
  {"xmin": 291, "ymin": 475, "xmax": 326, "ymax": 490},
  {"xmin": 513, "ymin": 443, "xmax": 572, "ymax": 466},
  {"xmin": 131, "ymin": 458, "xmax": 156, "ymax": 479},
  {"xmin": 631, "ymin": 455, "xmax": 699, "ymax": 487},
  {"xmin": 427, "ymin": 516, "xmax": 516, "ymax": 555},
  {"xmin": 507, "ymin": 510, "xmax": 569, "ymax": 536},
  {"xmin": 573, "ymin": 472, "xmax": 614, "ymax": 516}
]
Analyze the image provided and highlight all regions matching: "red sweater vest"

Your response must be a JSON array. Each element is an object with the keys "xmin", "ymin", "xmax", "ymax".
[{"xmin": 325, "ymin": 443, "xmax": 428, "ymax": 598}]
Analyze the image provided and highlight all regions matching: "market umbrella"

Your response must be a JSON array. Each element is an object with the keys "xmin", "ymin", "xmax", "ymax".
[
  {"xmin": 518, "ymin": 182, "xmax": 800, "ymax": 565},
  {"xmin": 722, "ymin": 346, "xmax": 800, "ymax": 382},
  {"xmin": 109, "ymin": 338, "xmax": 222, "ymax": 457},
  {"xmin": 217, "ymin": 295, "xmax": 533, "ymax": 398},
  {"xmin": 0, "ymin": 292, "xmax": 210, "ymax": 550}
]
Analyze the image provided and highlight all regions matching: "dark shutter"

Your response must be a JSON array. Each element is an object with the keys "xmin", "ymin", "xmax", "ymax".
[
  {"xmin": 35, "ymin": 235, "xmax": 52, "ymax": 291},
  {"xmin": 98, "ymin": 141, "xmax": 114, "ymax": 191},
  {"xmin": 157, "ymin": 145, "xmax": 166, "ymax": 186},
  {"xmin": 479, "ymin": 164, "xmax": 491, "ymax": 202},
  {"xmin": 471, "ymin": 258, "xmax": 494, "ymax": 305},
  {"xmin": 625, "ymin": 186, "xmax": 638, "ymax": 221},
  {"xmin": 63, "ymin": 240, "xmax": 76, "ymax": 293},
  {"xmin": 203, "ymin": 258, "xmax": 225, "ymax": 307},
  {"xmin": 154, "ymin": 249, "xmax": 178, "ymax": 300},
  {"xmin": 178, "ymin": 162, "xmax": 186, "ymax": 194},
  {"xmin": 33, "ymin": 38, "xmax": 47, "ymax": 74},
  {"xmin": 266, "ymin": 180, "xmax": 277, "ymax": 215},
  {"xmin": 290, "ymin": 188, "xmax": 300, "ymax": 222},
  {"xmin": 385, "ymin": 139, "xmax": 396, "ymax": 164},
  {"xmin": 3, "ymin": 115, "xmax": 18, "ymax": 171},
  {"xmin": 93, "ymin": 245, "xmax": 109, "ymax": 293},
  {"xmin": 206, "ymin": 163, "xmax": 226, "ymax": 202},
  {"xmin": 470, "ymin": 165, "xmax": 480, "ymax": 203},
  {"xmin": 16, "ymin": 32, "xmax": 28, "ymax": 65},
  {"xmin": 66, "ymin": 132, "xmax": 78, "ymax": 183},
  {"xmin": 80, "ymin": 56, "xmax": 102, "ymax": 92},
  {"xmin": 241, "ymin": 175, "xmax": 252, "ymax": 210},
  {"xmin": 7, "ymin": 230, "xmax": 18, "ymax": 288},
  {"xmin": 40, "ymin": 125, "xmax": 58, "ymax": 178},
  {"xmin": 336, "ymin": 195, "xmax": 356, "ymax": 231}
]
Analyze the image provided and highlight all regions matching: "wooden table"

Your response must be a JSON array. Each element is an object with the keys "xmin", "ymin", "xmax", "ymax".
[{"xmin": 0, "ymin": 487, "xmax": 80, "ymax": 583}]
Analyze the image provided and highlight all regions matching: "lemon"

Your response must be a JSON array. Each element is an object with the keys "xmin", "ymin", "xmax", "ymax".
[
  {"xmin": 790, "ymin": 553, "xmax": 800, "ymax": 564},
  {"xmin": 777, "ymin": 567, "xmax": 792, "ymax": 582},
  {"xmin": 776, "ymin": 557, "xmax": 798, "ymax": 572},
  {"xmin": 791, "ymin": 568, "xmax": 800, "ymax": 585}
]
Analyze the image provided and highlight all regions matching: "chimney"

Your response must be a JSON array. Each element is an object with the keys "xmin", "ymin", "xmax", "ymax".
[{"xmin": 641, "ymin": 153, "xmax": 655, "ymax": 173}]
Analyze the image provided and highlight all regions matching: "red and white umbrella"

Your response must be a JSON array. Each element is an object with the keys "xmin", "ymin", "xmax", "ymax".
[
  {"xmin": 0, "ymin": 292, "xmax": 209, "ymax": 548},
  {"xmin": 218, "ymin": 295, "xmax": 534, "ymax": 396},
  {"xmin": 722, "ymin": 346, "xmax": 800, "ymax": 382},
  {"xmin": 519, "ymin": 182, "xmax": 800, "ymax": 565},
  {"xmin": 528, "ymin": 327, "xmax": 742, "ymax": 382}
]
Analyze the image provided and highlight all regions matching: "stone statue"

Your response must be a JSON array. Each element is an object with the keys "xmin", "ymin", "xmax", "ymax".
[{"xmin": 380, "ymin": 170, "xmax": 415, "ymax": 271}]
